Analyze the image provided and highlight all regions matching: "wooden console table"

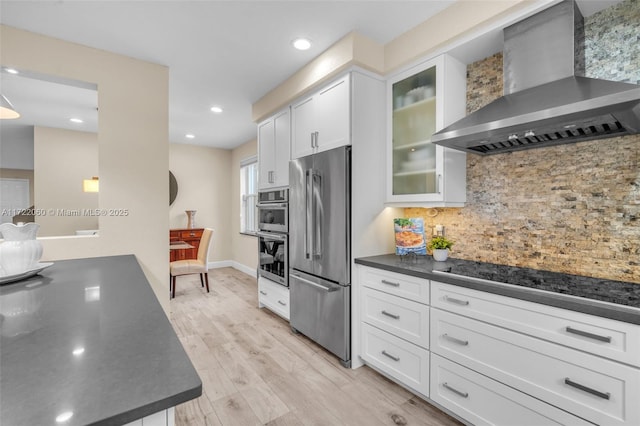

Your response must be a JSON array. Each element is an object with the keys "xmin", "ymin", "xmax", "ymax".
[{"xmin": 170, "ymin": 228, "xmax": 203, "ymax": 261}]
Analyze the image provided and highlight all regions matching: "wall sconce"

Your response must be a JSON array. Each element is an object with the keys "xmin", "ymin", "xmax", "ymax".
[
  {"xmin": 0, "ymin": 94, "xmax": 20, "ymax": 119},
  {"xmin": 83, "ymin": 176, "xmax": 99, "ymax": 193}
]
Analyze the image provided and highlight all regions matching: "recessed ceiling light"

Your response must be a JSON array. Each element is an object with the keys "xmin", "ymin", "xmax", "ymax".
[
  {"xmin": 4, "ymin": 68, "xmax": 19, "ymax": 74},
  {"xmin": 69, "ymin": 118, "xmax": 83, "ymax": 124},
  {"xmin": 210, "ymin": 106, "xmax": 223, "ymax": 114},
  {"xmin": 292, "ymin": 38, "xmax": 312, "ymax": 51},
  {"xmin": 185, "ymin": 134, "xmax": 195, "ymax": 139}
]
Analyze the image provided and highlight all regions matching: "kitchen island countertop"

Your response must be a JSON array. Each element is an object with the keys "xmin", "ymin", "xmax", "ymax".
[
  {"xmin": 0, "ymin": 255, "xmax": 201, "ymax": 426},
  {"xmin": 355, "ymin": 254, "xmax": 640, "ymax": 325}
]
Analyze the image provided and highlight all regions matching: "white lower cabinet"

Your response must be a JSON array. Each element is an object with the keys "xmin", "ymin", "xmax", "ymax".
[
  {"xmin": 362, "ymin": 286, "xmax": 429, "ymax": 348},
  {"xmin": 431, "ymin": 281, "xmax": 640, "ymax": 367},
  {"xmin": 431, "ymin": 307, "xmax": 640, "ymax": 426},
  {"xmin": 358, "ymin": 265, "xmax": 431, "ymax": 397},
  {"xmin": 258, "ymin": 277, "xmax": 290, "ymax": 320},
  {"xmin": 356, "ymin": 265, "xmax": 640, "ymax": 426},
  {"xmin": 431, "ymin": 354, "xmax": 591, "ymax": 426},
  {"xmin": 361, "ymin": 323, "xmax": 429, "ymax": 397}
]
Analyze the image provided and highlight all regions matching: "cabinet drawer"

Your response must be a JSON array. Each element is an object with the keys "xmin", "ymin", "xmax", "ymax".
[
  {"xmin": 362, "ymin": 286, "xmax": 429, "ymax": 348},
  {"xmin": 359, "ymin": 266, "xmax": 429, "ymax": 304},
  {"xmin": 258, "ymin": 277, "xmax": 290, "ymax": 320},
  {"xmin": 431, "ymin": 308, "xmax": 640, "ymax": 426},
  {"xmin": 431, "ymin": 354, "xmax": 591, "ymax": 426},
  {"xmin": 361, "ymin": 323, "xmax": 429, "ymax": 397},
  {"xmin": 432, "ymin": 281, "xmax": 640, "ymax": 367},
  {"xmin": 180, "ymin": 229, "xmax": 202, "ymax": 239}
]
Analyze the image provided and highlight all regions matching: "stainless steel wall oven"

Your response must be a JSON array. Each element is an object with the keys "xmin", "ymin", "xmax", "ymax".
[
  {"xmin": 257, "ymin": 189, "xmax": 288, "ymax": 233},
  {"xmin": 257, "ymin": 189, "xmax": 288, "ymax": 287}
]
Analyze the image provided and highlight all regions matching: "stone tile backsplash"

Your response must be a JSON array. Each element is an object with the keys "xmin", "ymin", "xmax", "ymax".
[{"xmin": 406, "ymin": 0, "xmax": 639, "ymax": 283}]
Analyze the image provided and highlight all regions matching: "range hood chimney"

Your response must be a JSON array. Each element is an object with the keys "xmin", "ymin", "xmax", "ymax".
[{"xmin": 431, "ymin": 0, "xmax": 640, "ymax": 155}]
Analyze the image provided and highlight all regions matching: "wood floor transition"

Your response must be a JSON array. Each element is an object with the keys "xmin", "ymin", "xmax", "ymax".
[{"xmin": 169, "ymin": 267, "xmax": 463, "ymax": 426}]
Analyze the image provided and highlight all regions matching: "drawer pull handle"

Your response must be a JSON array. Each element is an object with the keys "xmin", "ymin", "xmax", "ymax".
[
  {"xmin": 443, "ymin": 334, "xmax": 469, "ymax": 346},
  {"xmin": 381, "ymin": 310, "xmax": 400, "ymax": 320},
  {"xmin": 443, "ymin": 382, "xmax": 469, "ymax": 398},
  {"xmin": 564, "ymin": 378, "xmax": 610, "ymax": 400},
  {"xmin": 259, "ymin": 290, "xmax": 267, "ymax": 295},
  {"xmin": 565, "ymin": 326, "xmax": 612, "ymax": 343},
  {"xmin": 278, "ymin": 300, "xmax": 287, "ymax": 306},
  {"xmin": 444, "ymin": 296, "xmax": 469, "ymax": 306},
  {"xmin": 381, "ymin": 350, "xmax": 400, "ymax": 362},
  {"xmin": 381, "ymin": 279, "xmax": 400, "ymax": 287}
]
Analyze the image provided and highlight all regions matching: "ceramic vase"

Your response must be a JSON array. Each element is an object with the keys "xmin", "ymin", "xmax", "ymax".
[
  {"xmin": 0, "ymin": 223, "xmax": 43, "ymax": 275},
  {"xmin": 185, "ymin": 210, "xmax": 197, "ymax": 229},
  {"xmin": 432, "ymin": 249, "xmax": 449, "ymax": 262}
]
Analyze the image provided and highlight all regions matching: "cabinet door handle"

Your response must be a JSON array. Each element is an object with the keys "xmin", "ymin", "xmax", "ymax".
[
  {"xmin": 278, "ymin": 300, "xmax": 287, "ymax": 306},
  {"xmin": 314, "ymin": 131, "xmax": 319, "ymax": 148},
  {"xmin": 381, "ymin": 310, "xmax": 400, "ymax": 320},
  {"xmin": 310, "ymin": 132, "xmax": 316, "ymax": 148},
  {"xmin": 443, "ymin": 382, "xmax": 469, "ymax": 398},
  {"xmin": 565, "ymin": 326, "xmax": 612, "ymax": 343},
  {"xmin": 381, "ymin": 350, "xmax": 400, "ymax": 362},
  {"xmin": 381, "ymin": 279, "xmax": 400, "ymax": 287},
  {"xmin": 444, "ymin": 295, "xmax": 469, "ymax": 306},
  {"xmin": 437, "ymin": 174, "xmax": 442, "ymax": 194},
  {"xmin": 259, "ymin": 290, "xmax": 267, "ymax": 295},
  {"xmin": 564, "ymin": 378, "xmax": 611, "ymax": 400},
  {"xmin": 442, "ymin": 334, "xmax": 469, "ymax": 346}
]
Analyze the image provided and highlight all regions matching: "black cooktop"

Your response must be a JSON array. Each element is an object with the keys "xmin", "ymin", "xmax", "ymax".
[{"xmin": 432, "ymin": 258, "xmax": 640, "ymax": 308}]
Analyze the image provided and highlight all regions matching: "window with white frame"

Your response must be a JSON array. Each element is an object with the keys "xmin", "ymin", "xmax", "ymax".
[{"xmin": 240, "ymin": 156, "xmax": 258, "ymax": 234}]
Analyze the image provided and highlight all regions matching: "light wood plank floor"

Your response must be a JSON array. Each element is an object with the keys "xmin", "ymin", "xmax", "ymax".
[{"xmin": 169, "ymin": 268, "xmax": 463, "ymax": 426}]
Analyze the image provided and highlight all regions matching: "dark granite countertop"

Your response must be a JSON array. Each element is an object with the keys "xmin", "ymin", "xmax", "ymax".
[
  {"xmin": 0, "ymin": 255, "xmax": 201, "ymax": 426},
  {"xmin": 355, "ymin": 254, "xmax": 640, "ymax": 325}
]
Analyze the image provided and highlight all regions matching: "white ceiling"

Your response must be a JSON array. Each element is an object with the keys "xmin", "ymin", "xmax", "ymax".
[{"xmin": 0, "ymin": 0, "xmax": 622, "ymax": 149}]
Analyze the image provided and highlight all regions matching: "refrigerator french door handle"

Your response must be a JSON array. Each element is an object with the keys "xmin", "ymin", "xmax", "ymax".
[
  {"xmin": 305, "ymin": 169, "xmax": 313, "ymax": 260},
  {"xmin": 312, "ymin": 171, "xmax": 322, "ymax": 259},
  {"xmin": 291, "ymin": 272, "xmax": 339, "ymax": 292}
]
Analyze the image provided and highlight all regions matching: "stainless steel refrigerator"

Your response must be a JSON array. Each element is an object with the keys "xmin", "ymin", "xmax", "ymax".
[{"xmin": 289, "ymin": 145, "xmax": 351, "ymax": 367}]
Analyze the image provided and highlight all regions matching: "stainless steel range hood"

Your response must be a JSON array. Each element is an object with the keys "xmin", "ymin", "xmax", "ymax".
[{"xmin": 432, "ymin": 0, "xmax": 640, "ymax": 155}]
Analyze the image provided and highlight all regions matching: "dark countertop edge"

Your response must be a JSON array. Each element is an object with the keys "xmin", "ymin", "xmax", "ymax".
[
  {"xmin": 354, "ymin": 257, "xmax": 640, "ymax": 325},
  {"xmin": 109, "ymin": 254, "xmax": 203, "ymax": 425},
  {"xmin": 45, "ymin": 254, "xmax": 202, "ymax": 426},
  {"xmin": 94, "ymin": 385, "xmax": 203, "ymax": 426}
]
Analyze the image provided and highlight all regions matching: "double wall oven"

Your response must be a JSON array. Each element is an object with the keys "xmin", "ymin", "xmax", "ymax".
[{"xmin": 257, "ymin": 189, "xmax": 288, "ymax": 287}]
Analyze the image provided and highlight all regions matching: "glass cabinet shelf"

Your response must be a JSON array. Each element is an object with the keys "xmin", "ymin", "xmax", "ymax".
[
  {"xmin": 393, "ymin": 139, "xmax": 433, "ymax": 151},
  {"xmin": 393, "ymin": 168, "xmax": 437, "ymax": 177},
  {"xmin": 393, "ymin": 95, "xmax": 436, "ymax": 114}
]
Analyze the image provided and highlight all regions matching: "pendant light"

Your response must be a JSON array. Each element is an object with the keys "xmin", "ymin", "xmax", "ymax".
[{"xmin": 0, "ymin": 94, "xmax": 20, "ymax": 119}]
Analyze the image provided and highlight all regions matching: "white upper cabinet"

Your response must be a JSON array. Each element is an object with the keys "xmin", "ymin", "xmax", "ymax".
[
  {"xmin": 258, "ymin": 107, "xmax": 290, "ymax": 189},
  {"xmin": 291, "ymin": 75, "xmax": 351, "ymax": 159},
  {"xmin": 386, "ymin": 54, "xmax": 467, "ymax": 207}
]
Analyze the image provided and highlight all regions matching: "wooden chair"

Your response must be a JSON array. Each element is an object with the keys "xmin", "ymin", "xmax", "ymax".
[{"xmin": 170, "ymin": 228, "xmax": 214, "ymax": 298}]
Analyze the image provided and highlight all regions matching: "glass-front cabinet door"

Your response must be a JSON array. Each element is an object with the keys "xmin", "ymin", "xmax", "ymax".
[{"xmin": 387, "ymin": 54, "xmax": 467, "ymax": 206}]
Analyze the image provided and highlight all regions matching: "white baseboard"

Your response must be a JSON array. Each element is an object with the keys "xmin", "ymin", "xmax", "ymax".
[
  {"xmin": 208, "ymin": 260, "xmax": 232, "ymax": 269},
  {"xmin": 207, "ymin": 260, "xmax": 256, "ymax": 278}
]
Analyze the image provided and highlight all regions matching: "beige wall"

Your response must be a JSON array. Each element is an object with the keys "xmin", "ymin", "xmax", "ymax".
[
  {"xmin": 169, "ymin": 143, "xmax": 232, "ymax": 263},
  {"xmin": 230, "ymin": 139, "xmax": 258, "ymax": 273},
  {"xmin": 33, "ymin": 126, "xmax": 98, "ymax": 237},
  {"xmin": 1, "ymin": 25, "xmax": 171, "ymax": 312}
]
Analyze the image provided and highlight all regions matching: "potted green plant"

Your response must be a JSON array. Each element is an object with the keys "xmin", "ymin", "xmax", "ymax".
[{"xmin": 427, "ymin": 236, "xmax": 454, "ymax": 261}]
